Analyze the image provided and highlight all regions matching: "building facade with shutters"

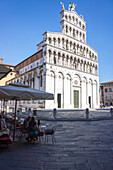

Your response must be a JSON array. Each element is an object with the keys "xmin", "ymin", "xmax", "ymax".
[
  {"xmin": 100, "ymin": 81, "xmax": 113, "ymax": 107},
  {"xmin": 7, "ymin": 3, "xmax": 99, "ymax": 109}
]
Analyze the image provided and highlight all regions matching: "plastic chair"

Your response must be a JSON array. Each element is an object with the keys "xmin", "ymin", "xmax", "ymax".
[{"xmin": 45, "ymin": 125, "xmax": 56, "ymax": 144}]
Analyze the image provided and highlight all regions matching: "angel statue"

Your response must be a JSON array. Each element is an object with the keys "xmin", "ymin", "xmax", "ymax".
[
  {"xmin": 69, "ymin": 2, "xmax": 72, "ymax": 10},
  {"xmin": 69, "ymin": 2, "xmax": 77, "ymax": 11},
  {"xmin": 81, "ymin": 14, "xmax": 84, "ymax": 20},
  {"xmin": 60, "ymin": 2, "xmax": 64, "ymax": 10}
]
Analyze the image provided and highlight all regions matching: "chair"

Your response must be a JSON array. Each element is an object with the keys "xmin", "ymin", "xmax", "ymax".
[
  {"xmin": 19, "ymin": 128, "xmax": 28, "ymax": 142},
  {"xmin": 45, "ymin": 125, "xmax": 56, "ymax": 144},
  {"xmin": 0, "ymin": 134, "xmax": 12, "ymax": 148}
]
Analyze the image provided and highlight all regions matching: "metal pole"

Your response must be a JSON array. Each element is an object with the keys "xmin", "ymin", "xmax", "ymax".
[
  {"xmin": 53, "ymin": 108, "xmax": 57, "ymax": 120},
  {"xmin": 110, "ymin": 108, "xmax": 113, "ymax": 117},
  {"xmin": 13, "ymin": 99, "xmax": 17, "ymax": 142},
  {"xmin": 0, "ymin": 100, "xmax": 2, "ymax": 113},
  {"xmin": 86, "ymin": 108, "xmax": 89, "ymax": 120}
]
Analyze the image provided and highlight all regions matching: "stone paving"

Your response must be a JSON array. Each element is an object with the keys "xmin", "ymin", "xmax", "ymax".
[{"xmin": 0, "ymin": 119, "xmax": 113, "ymax": 170}]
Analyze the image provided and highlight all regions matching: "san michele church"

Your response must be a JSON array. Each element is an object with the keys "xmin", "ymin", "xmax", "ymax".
[{"xmin": 7, "ymin": 3, "xmax": 99, "ymax": 109}]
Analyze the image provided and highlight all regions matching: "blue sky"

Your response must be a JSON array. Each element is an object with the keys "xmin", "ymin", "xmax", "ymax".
[{"xmin": 0, "ymin": 0, "xmax": 113, "ymax": 84}]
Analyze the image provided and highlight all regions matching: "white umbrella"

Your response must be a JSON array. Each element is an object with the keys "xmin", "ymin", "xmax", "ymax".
[
  {"xmin": 0, "ymin": 83, "xmax": 54, "ymax": 141},
  {"xmin": 0, "ymin": 83, "xmax": 54, "ymax": 100}
]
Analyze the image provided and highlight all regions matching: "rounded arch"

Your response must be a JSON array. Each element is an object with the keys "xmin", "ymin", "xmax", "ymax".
[
  {"xmin": 89, "ymin": 78, "xmax": 93, "ymax": 84},
  {"xmin": 49, "ymin": 70, "xmax": 55, "ymax": 77},
  {"xmin": 73, "ymin": 73, "xmax": 81, "ymax": 82},
  {"xmin": 58, "ymin": 71, "xmax": 64, "ymax": 79},
  {"xmin": 48, "ymin": 37, "xmax": 52, "ymax": 44},
  {"xmin": 94, "ymin": 80, "xmax": 97, "ymax": 85},
  {"xmin": 83, "ymin": 76, "xmax": 87, "ymax": 83},
  {"xmin": 66, "ymin": 73, "xmax": 72, "ymax": 80}
]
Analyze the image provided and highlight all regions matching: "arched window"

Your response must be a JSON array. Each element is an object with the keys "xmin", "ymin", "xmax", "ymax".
[
  {"xmin": 72, "ymin": 16, "xmax": 75, "ymax": 24},
  {"xmin": 70, "ymin": 56, "xmax": 73, "ymax": 68},
  {"xmin": 69, "ymin": 16, "xmax": 71, "ymax": 22},
  {"xmin": 69, "ymin": 27, "xmax": 72, "ymax": 36},
  {"xmin": 53, "ymin": 38, "xmax": 56, "ymax": 45},
  {"xmin": 66, "ymin": 25, "xmax": 68, "ymax": 33},
  {"xmin": 70, "ymin": 42, "xmax": 72, "ymax": 51},
  {"xmin": 74, "ymin": 58, "xmax": 76, "ymax": 69},
  {"xmin": 62, "ymin": 38, "xmax": 64, "ymax": 48},
  {"xmin": 62, "ymin": 54, "xmax": 65, "ymax": 66},
  {"xmin": 53, "ymin": 52, "xmax": 56, "ymax": 64},
  {"xmin": 66, "ymin": 55, "xmax": 69, "ymax": 67},
  {"xmin": 58, "ymin": 38, "xmax": 60, "ymax": 47},
  {"xmin": 73, "ymin": 29, "xmax": 75, "ymax": 38},
  {"xmin": 95, "ymin": 66, "xmax": 98, "ymax": 75},
  {"xmin": 76, "ymin": 18, "xmax": 78, "ymax": 25},
  {"xmin": 65, "ymin": 15, "xmax": 67, "ymax": 20},
  {"xmin": 66, "ymin": 40, "xmax": 68, "ymax": 50},
  {"xmin": 73, "ymin": 43, "xmax": 76, "ymax": 53},
  {"xmin": 82, "ymin": 25, "xmax": 85, "ymax": 29},
  {"xmin": 48, "ymin": 37, "xmax": 52, "ymax": 44},
  {"xmin": 76, "ymin": 31, "xmax": 78, "ymax": 39},
  {"xmin": 83, "ymin": 34, "xmax": 85, "ymax": 42},
  {"xmin": 58, "ymin": 53, "xmax": 61, "ymax": 65},
  {"xmin": 80, "ymin": 32, "xmax": 82, "ymax": 41},
  {"xmin": 89, "ymin": 51, "xmax": 91, "ymax": 58},
  {"xmin": 49, "ymin": 50, "xmax": 51, "ymax": 63}
]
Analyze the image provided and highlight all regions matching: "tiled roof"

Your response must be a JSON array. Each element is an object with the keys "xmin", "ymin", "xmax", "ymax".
[
  {"xmin": 0, "ymin": 64, "xmax": 12, "ymax": 80},
  {"xmin": 101, "ymin": 81, "xmax": 113, "ymax": 85}
]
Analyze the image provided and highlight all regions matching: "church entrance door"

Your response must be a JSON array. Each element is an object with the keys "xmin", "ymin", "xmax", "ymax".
[
  {"xmin": 74, "ymin": 90, "xmax": 79, "ymax": 108},
  {"xmin": 89, "ymin": 96, "xmax": 91, "ymax": 108},
  {"xmin": 57, "ymin": 93, "xmax": 61, "ymax": 108}
]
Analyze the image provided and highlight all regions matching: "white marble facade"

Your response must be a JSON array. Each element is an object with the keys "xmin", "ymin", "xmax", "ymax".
[{"xmin": 9, "ymin": 4, "xmax": 99, "ymax": 109}]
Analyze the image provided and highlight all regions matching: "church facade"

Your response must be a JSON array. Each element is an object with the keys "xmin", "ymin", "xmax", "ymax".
[{"xmin": 7, "ymin": 3, "xmax": 99, "ymax": 109}]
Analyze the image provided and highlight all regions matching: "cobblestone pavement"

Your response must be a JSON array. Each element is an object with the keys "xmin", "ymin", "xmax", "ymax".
[{"xmin": 0, "ymin": 119, "xmax": 113, "ymax": 170}]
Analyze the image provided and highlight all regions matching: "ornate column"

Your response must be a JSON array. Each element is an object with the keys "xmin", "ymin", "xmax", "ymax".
[
  {"xmin": 62, "ymin": 76, "xmax": 65, "ymax": 108},
  {"xmin": 31, "ymin": 71, "xmax": 34, "ymax": 89},
  {"xmin": 54, "ymin": 75, "xmax": 57, "ymax": 104},
  {"xmin": 70, "ymin": 78, "xmax": 73, "ymax": 104},
  {"xmin": 96, "ymin": 83, "xmax": 98, "ymax": 105},
  {"xmin": 80, "ymin": 80, "xmax": 82, "ymax": 108},
  {"xmin": 92, "ymin": 83, "xmax": 94, "ymax": 108},
  {"xmin": 86, "ymin": 81, "xmax": 88, "ymax": 105}
]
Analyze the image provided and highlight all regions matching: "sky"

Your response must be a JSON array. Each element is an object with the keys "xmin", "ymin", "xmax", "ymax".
[{"xmin": 0, "ymin": 0, "xmax": 113, "ymax": 84}]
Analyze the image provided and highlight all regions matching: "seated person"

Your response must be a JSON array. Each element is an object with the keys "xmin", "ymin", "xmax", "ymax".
[
  {"xmin": 23, "ymin": 116, "xmax": 31, "ymax": 130},
  {"xmin": 0, "ymin": 114, "xmax": 11, "ymax": 141},
  {"xmin": 0, "ymin": 114, "xmax": 8, "ymax": 131},
  {"xmin": 28, "ymin": 116, "xmax": 39, "ymax": 142}
]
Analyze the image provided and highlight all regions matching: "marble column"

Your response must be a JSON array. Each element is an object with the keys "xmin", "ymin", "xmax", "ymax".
[{"xmin": 80, "ymin": 81, "xmax": 82, "ymax": 108}]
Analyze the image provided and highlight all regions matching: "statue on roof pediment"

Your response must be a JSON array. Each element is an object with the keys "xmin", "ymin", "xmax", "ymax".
[
  {"xmin": 60, "ymin": 2, "xmax": 64, "ymax": 10},
  {"xmin": 69, "ymin": 2, "xmax": 77, "ymax": 11}
]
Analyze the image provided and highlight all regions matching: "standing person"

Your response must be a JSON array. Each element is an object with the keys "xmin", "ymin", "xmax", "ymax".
[{"xmin": 38, "ymin": 120, "xmax": 40, "ymax": 127}]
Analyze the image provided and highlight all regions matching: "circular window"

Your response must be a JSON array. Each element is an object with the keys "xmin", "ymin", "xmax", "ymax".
[{"xmin": 74, "ymin": 80, "xmax": 78, "ymax": 84}]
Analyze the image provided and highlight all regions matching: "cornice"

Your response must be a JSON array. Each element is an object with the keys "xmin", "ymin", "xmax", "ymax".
[{"xmin": 46, "ymin": 62, "xmax": 99, "ymax": 77}]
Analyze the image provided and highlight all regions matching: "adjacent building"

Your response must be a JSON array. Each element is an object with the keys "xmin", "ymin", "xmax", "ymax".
[
  {"xmin": 7, "ymin": 3, "xmax": 99, "ymax": 109},
  {"xmin": 0, "ymin": 58, "xmax": 16, "ymax": 86},
  {"xmin": 100, "ymin": 81, "xmax": 113, "ymax": 107}
]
